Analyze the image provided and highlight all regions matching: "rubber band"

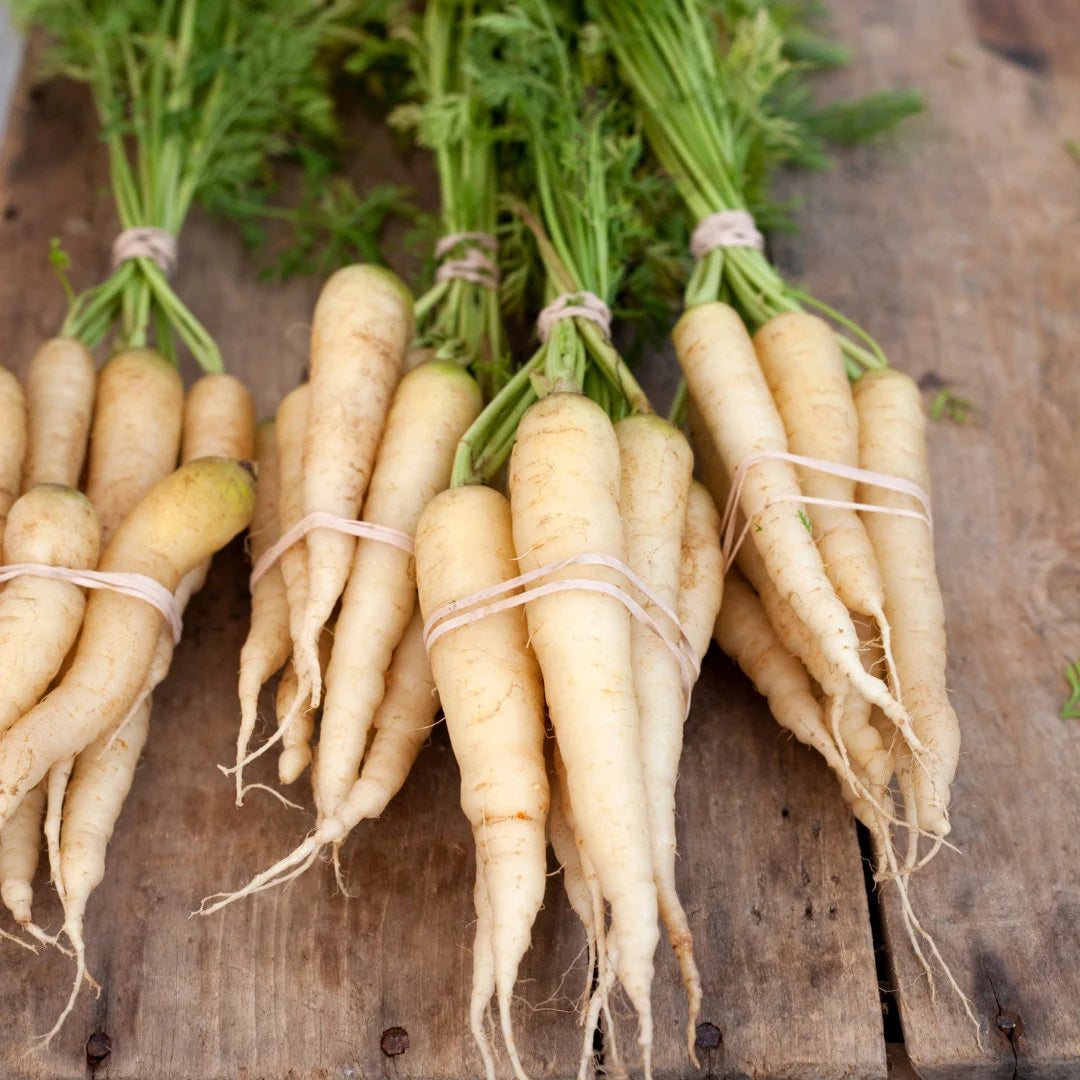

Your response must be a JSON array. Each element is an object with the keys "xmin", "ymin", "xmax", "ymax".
[
  {"xmin": 111, "ymin": 227, "xmax": 178, "ymax": 277},
  {"xmin": 719, "ymin": 449, "xmax": 933, "ymax": 574},
  {"xmin": 0, "ymin": 564, "xmax": 183, "ymax": 644},
  {"xmin": 249, "ymin": 510, "xmax": 415, "ymax": 592},
  {"xmin": 435, "ymin": 232, "xmax": 497, "ymax": 257},
  {"xmin": 434, "ymin": 232, "xmax": 500, "ymax": 290},
  {"xmin": 422, "ymin": 552, "xmax": 700, "ymax": 715},
  {"xmin": 690, "ymin": 210, "xmax": 764, "ymax": 260},
  {"xmin": 536, "ymin": 292, "xmax": 612, "ymax": 343}
]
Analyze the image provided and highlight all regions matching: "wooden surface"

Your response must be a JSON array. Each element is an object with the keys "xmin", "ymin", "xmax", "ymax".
[
  {"xmin": 771, "ymin": 2, "xmax": 1080, "ymax": 1078},
  {"xmin": 0, "ymin": 1, "xmax": 1077, "ymax": 1078}
]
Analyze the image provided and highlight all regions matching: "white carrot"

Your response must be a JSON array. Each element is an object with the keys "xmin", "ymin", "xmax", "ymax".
[
  {"xmin": 509, "ymin": 393, "xmax": 657, "ymax": 1074},
  {"xmin": 0, "ymin": 458, "xmax": 255, "ymax": 829},
  {"xmin": 277, "ymin": 385, "xmax": 312, "ymax": 647},
  {"xmin": 314, "ymin": 362, "xmax": 480, "ymax": 819},
  {"xmin": 296, "ymin": 266, "xmax": 413, "ymax": 707},
  {"xmin": 0, "ymin": 781, "xmax": 51, "ymax": 949},
  {"xmin": 754, "ymin": 312, "xmax": 899, "ymax": 692},
  {"xmin": 40, "ymin": 699, "xmax": 151, "ymax": 1047},
  {"xmin": 21, "ymin": 338, "xmax": 96, "ymax": 491},
  {"xmin": 234, "ymin": 420, "xmax": 291, "ymax": 796},
  {"xmin": 673, "ymin": 302, "xmax": 921, "ymax": 753},
  {"xmin": 0, "ymin": 366, "xmax": 27, "ymax": 558},
  {"xmin": 133, "ymin": 373, "xmax": 257, "ymax": 733},
  {"xmin": 689, "ymin": 400, "xmax": 890, "ymax": 826},
  {"xmin": 85, "ymin": 348, "xmax": 183, "ymax": 543},
  {"xmin": 228, "ymin": 383, "xmax": 311, "ymax": 783},
  {"xmin": 417, "ymin": 485, "xmax": 549, "ymax": 1080},
  {"xmin": 853, "ymin": 369, "xmax": 958, "ymax": 838},
  {"xmin": 45, "ymin": 757, "xmax": 74, "ymax": 899},
  {"xmin": 0, "ymin": 486, "xmax": 101, "ymax": 735},
  {"xmin": 676, "ymin": 482, "xmax": 725, "ymax": 667},
  {"xmin": 615, "ymin": 414, "xmax": 701, "ymax": 1055}
]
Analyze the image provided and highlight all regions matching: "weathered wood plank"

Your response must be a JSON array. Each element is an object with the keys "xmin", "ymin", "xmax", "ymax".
[
  {"xmin": 771, "ymin": 2, "xmax": 1080, "ymax": 1077},
  {"xmin": 0, "ymin": 58, "xmax": 586, "ymax": 1080}
]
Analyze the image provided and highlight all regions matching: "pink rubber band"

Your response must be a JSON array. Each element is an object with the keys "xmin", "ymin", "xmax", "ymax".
[
  {"xmin": 422, "ymin": 552, "xmax": 701, "ymax": 716},
  {"xmin": 0, "ymin": 563, "xmax": 183, "ymax": 644},
  {"xmin": 249, "ymin": 510, "xmax": 415, "ymax": 592},
  {"xmin": 536, "ymin": 292, "xmax": 612, "ymax": 343},
  {"xmin": 690, "ymin": 210, "xmax": 764, "ymax": 260},
  {"xmin": 719, "ymin": 450, "xmax": 934, "ymax": 574}
]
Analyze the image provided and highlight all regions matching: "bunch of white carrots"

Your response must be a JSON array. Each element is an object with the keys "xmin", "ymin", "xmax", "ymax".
[
  {"xmin": 682, "ymin": 305, "xmax": 972, "ymax": 1019},
  {"xmin": 203, "ymin": 7, "xmax": 725, "ymax": 1080},
  {"xmin": 226, "ymin": 259, "xmax": 483, "ymax": 840},
  {"xmin": 0, "ymin": 345, "xmax": 256, "ymax": 1044},
  {"xmin": 200, "ymin": 3, "xmax": 974, "ymax": 1078}
]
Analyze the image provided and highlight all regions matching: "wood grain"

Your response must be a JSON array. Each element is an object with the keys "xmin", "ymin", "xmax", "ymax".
[{"xmin": 770, "ymin": 2, "xmax": 1080, "ymax": 1078}]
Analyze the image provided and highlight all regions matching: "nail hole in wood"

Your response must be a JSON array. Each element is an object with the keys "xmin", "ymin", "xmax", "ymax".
[
  {"xmin": 86, "ymin": 1031, "xmax": 111, "ymax": 1065},
  {"xmin": 694, "ymin": 1021, "xmax": 721, "ymax": 1051},
  {"xmin": 995, "ymin": 1011, "xmax": 1021, "ymax": 1040},
  {"xmin": 381, "ymin": 1026, "xmax": 409, "ymax": 1056}
]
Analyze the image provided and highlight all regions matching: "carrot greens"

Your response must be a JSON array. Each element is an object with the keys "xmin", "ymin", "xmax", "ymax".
[
  {"xmin": 590, "ymin": 0, "xmax": 922, "ymax": 377},
  {"xmin": 450, "ymin": 0, "xmax": 671, "ymax": 486},
  {"xmin": 12, "ymin": 0, "xmax": 356, "ymax": 370}
]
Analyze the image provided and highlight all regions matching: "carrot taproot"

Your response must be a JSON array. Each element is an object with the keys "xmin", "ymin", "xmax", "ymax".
[
  {"xmin": 0, "ymin": 366, "xmax": 27, "ymax": 557},
  {"xmin": 85, "ymin": 349, "xmax": 183, "ymax": 543},
  {"xmin": 296, "ymin": 266, "xmax": 413, "ymax": 707},
  {"xmin": 417, "ymin": 485, "xmax": 549, "ymax": 1080},
  {"xmin": 509, "ymin": 392, "xmax": 657, "ymax": 1074},
  {"xmin": 41, "ymin": 699, "xmax": 151, "ymax": 1046},
  {"xmin": 853, "ymin": 369, "xmax": 958, "ymax": 838},
  {"xmin": 754, "ymin": 314, "xmax": 887, "ymax": 621},
  {"xmin": 21, "ymin": 338, "xmax": 96, "ymax": 490},
  {"xmin": 677, "ymin": 482, "xmax": 724, "ymax": 666},
  {"xmin": 279, "ymin": 627, "xmax": 331, "ymax": 785},
  {"xmin": 227, "ymin": 383, "xmax": 312, "ymax": 782},
  {"xmin": 234, "ymin": 419, "xmax": 291, "ymax": 798},
  {"xmin": 314, "ymin": 362, "xmax": 480, "ymax": 819},
  {"xmin": 0, "ymin": 781, "xmax": 49, "ymax": 950},
  {"xmin": 615, "ymin": 414, "xmax": 701, "ymax": 1055},
  {"xmin": 0, "ymin": 486, "xmax": 100, "ymax": 735}
]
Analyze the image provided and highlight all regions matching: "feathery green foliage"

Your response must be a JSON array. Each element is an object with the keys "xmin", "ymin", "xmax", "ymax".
[
  {"xmin": 388, "ymin": 0, "xmax": 511, "ymax": 398},
  {"xmin": 12, "ymin": 0, "xmax": 363, "ymax": 369},
  {"xmin": 590, "ymin": 0, "xmax": 922, "ymax": 377},
  {"xmin": 451, "ymin": 0, "xmax": 659, "ymax": 486}
]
